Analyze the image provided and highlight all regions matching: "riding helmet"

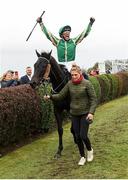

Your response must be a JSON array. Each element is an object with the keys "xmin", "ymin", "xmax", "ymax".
[{"xmin": 59, "ymin": 25, "xmax": 71, "ymax": 37}]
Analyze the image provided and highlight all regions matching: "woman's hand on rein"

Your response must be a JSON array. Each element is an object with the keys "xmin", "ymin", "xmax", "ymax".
[
  {"xmin": 44, "ymin": 95, "xmax": 50, "ymax": 100},
  {"xmin": 86, "ymin": 113, "xmax": 93, "ymax": 120}
]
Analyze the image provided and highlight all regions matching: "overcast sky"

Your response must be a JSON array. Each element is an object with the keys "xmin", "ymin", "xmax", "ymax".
[{"xmin": 0, "ymin": 0, "xmax": 128, "ymax": 76}]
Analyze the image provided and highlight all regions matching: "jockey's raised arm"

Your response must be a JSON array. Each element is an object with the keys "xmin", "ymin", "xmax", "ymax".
[
  {"xmin": 73, "ymin": 17, "xmax": 95, "ymax": 45},
  {"xmin": 36, "ymin": 16, "xmax": 95, "ymax": 66},
  {"xmin": 37, "ymin": 17, "xmax": 59, "ymax": 46}
]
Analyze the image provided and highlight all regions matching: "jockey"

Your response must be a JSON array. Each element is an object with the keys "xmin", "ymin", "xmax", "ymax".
[{"xmin": 36, "ymin": 16, "xmax": 95, "ymax": 70}]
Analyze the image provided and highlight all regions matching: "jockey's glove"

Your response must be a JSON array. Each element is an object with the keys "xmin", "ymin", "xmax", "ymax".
[
  {"xmin": 37, "ymin": 17, "xmax": 42, "ymax": 23},
  {"xmin": 90, "ymin": 17, "xmax": 95, "ymax": 25}
]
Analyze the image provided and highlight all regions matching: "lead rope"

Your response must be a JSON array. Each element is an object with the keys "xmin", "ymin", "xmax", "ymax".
[{"xmin": 51, "ymin": 75, "xmax": 67, "ymax": 93}]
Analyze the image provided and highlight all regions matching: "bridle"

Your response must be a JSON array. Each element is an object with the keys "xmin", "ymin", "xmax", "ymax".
[
  {"xmin": 36, "ymin": 57, "xmax": 51, "ymax": 85},
  {"xmin": 37, "ymin": 56, "xmax": 68, "ymax": 94}
]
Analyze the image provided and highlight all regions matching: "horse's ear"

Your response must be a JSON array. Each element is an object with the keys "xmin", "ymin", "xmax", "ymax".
[
  {"xmin": 48, "ymin": 50, "xmax": 52, "ymax": 59},
  {"xmin": 35, "ymin": 49, "xmax": 41, "ymax": 57}
]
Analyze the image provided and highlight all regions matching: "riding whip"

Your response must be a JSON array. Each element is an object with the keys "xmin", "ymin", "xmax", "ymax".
[{"xmin": 26, "ymin": 11, "xmax": 45, "ymax": 41}]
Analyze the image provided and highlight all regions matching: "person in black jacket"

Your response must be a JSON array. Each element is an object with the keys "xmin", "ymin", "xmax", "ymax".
[{"xmin": 20, "ymin": 67, "xmax": 32, "ymax": 84}]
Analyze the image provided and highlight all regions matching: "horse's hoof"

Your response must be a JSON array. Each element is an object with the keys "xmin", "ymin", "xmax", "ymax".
[{"xmin": 54, "ymin": 153, "xmax": 61, "ymax": 159}]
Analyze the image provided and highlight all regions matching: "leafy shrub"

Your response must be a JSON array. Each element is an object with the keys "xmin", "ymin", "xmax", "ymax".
[
  {"xmin": 105, "ymin": 74, "xmax": 119, "ymax": 100},
  {"xmin": 116, "ymin": 72, "xmax": 128, "ymax": 96},
  {"xmin": 0, "ymin": 85, "xmax": 42, "ymax": 147},
  {"xmin": 96, "ymin": 74, "xmax": 111, "ymax": 103},
  {"xmin": 37, "ymin": 83, "xmax": 55, "ymax": 132},
  {"xmin": 1, "ymin": 72, "xmax": 128, "ymax": 151},
  {"xmin": 89, "ymin": 76, "xmax": 101, "ymax": 104}
]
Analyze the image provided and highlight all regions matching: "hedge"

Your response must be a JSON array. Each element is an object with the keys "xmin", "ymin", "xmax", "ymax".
[
  {"xmin": 104, "ymin": 74, "xmax": 119, "ymax": 100},
  {"xmin": 96, "ymin": 74, "xmax": 111, "ymax": 103},
  {"xmin": 37, "ymin": 83, "xmax": 55, "ymax": 132},
  {"xmin": 89, "ymin": 76, "xmax": 101, "ymax": 104},
  {"xmin": 0, "ymin": 72, "xmax": 128, "ymax": 151},
  {"xmin": 116, "ymin": 72, "xmax": 128, "ymax": 96},
  {"xmin": 0, "ymin": 85, "xmax": 42, "ymax": 147}
]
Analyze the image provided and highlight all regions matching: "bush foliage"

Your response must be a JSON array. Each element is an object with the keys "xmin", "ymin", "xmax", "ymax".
[
  {"xmin": 0, "ymin": 85, "xmax": 42, "ymax": 147},
  {"xmin": 96, "ymin": 74, "xmax": 111, "ymax": 103},
  {"xmin": 37, "ymin": 83, "xmax": 55, "ymax": 132},
  {"xmin": 0, "ymin": 72, "xmax": 128, "ymax": 149},
  {"xmin": 89, "ymin": 76, "xmax": 101, "ymax": 104}
]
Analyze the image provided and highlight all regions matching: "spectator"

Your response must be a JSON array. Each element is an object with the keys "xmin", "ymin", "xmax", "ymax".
[
  {"xmin": 0, "ymin": 71, "xmax": 19, "ymax": 88},
  {"xmin": 7, "ymin": 70, "xmax": 19, "ymax": 81},
  {"xmin": 20, "ymin": 67, "xmax": 32, "ymax": 84},
  {"xmin": 95, "ymin": 68, "xmax": 99, "ymax": 75},
  {"xmin": 106, "ymin": 69, "xmax": 111, "ymax": 74},
  {"xmin": 89, "ymin": 69, "xmax": 99, "ymax": 76}
]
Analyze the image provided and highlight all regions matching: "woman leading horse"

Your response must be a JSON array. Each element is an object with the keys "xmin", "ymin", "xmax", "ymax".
[
  {"xmin": 44, "ymin": 63, "xmax": 97, "ymax": 165},
  {"xmin": 31, "ymin": 51, "xmax": 97, "ymax": 163}
]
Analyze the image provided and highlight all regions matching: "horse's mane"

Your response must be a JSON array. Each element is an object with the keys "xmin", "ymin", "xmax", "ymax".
[
  {"xmin": 59, "ymin": 64, "xmax": 71, "ymax": 79},
  {"xmin": 59, "ymin": 64, "xmax": 67, "ymax": 71}
]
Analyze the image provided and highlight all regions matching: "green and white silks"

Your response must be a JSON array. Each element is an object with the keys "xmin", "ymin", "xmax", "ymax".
[{"xmin": 39, "ymin": 22, "xmax": 92, "ymax": 63}]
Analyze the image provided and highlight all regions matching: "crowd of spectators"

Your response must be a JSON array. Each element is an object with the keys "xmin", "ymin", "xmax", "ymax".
[
  {"xmin": 0, "ymin": 66, "xmax": 112, "ymax": 88},
  {"xmin": 0, "ymin": 67, "xmax": 32, "ymax": 88}
]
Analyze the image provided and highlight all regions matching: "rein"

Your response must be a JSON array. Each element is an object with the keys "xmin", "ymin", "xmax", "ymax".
[
  {"xmin": 51, "ymin": 75, "xmax": 67, "ymax": 93},
  {"xmin": 43, "ymin": 69, "xmax": 67, "ymax": 94}
]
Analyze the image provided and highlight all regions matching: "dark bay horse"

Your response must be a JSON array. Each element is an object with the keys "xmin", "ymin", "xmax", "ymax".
[{"xmin": 31, "ymin": 50, "xmax": 76, "ymax": 158}]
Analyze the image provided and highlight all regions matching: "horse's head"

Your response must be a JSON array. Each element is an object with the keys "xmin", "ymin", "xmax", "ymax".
[{"xmin": 30, "ymin": 50, "xmax": 52, "ymax": 89}]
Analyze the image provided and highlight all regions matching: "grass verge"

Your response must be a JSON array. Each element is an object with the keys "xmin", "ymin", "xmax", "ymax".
[{"xmin": 0, "ymin": 95, "xmax": 128, "ymax": 178}]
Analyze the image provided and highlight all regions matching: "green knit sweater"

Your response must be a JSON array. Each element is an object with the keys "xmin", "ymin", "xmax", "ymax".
[
  {"xmin": 51, "ymin": 79, "xmax": 97, "ymax": 116},
  {"xmin": 39, "ymin": 22, "xmax": 92, "ymax": 62}
]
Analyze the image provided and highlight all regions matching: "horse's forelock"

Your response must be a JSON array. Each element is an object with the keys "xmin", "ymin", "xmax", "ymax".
[{"xmin": 41, "ymin": 52, "xmax": 51, "ymax": 59}]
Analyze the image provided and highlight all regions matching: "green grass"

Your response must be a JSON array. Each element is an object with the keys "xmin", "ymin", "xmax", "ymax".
[{"xmin": 0, "ymin": 95, "xmax": 128, "ymax": 179}]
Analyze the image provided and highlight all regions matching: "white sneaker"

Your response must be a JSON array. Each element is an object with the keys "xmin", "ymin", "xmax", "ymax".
[
  {"xmin": 87, "ymin": 148, "xmax": 93, "ymax": 162},
  {"xmin": 78, "ymin": 157, "xmax": 86, "ymax": 165}
]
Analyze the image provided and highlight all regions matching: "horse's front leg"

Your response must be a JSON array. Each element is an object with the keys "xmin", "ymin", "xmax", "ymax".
[{"xmin": 54, "ymin": 109, "xmax": 63, "ymax": 158}]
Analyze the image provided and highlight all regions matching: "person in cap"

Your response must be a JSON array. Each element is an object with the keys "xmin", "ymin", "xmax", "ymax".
[{"xmin": 36, "ymin": 16, "xmax": 95, "ymax": 69}]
